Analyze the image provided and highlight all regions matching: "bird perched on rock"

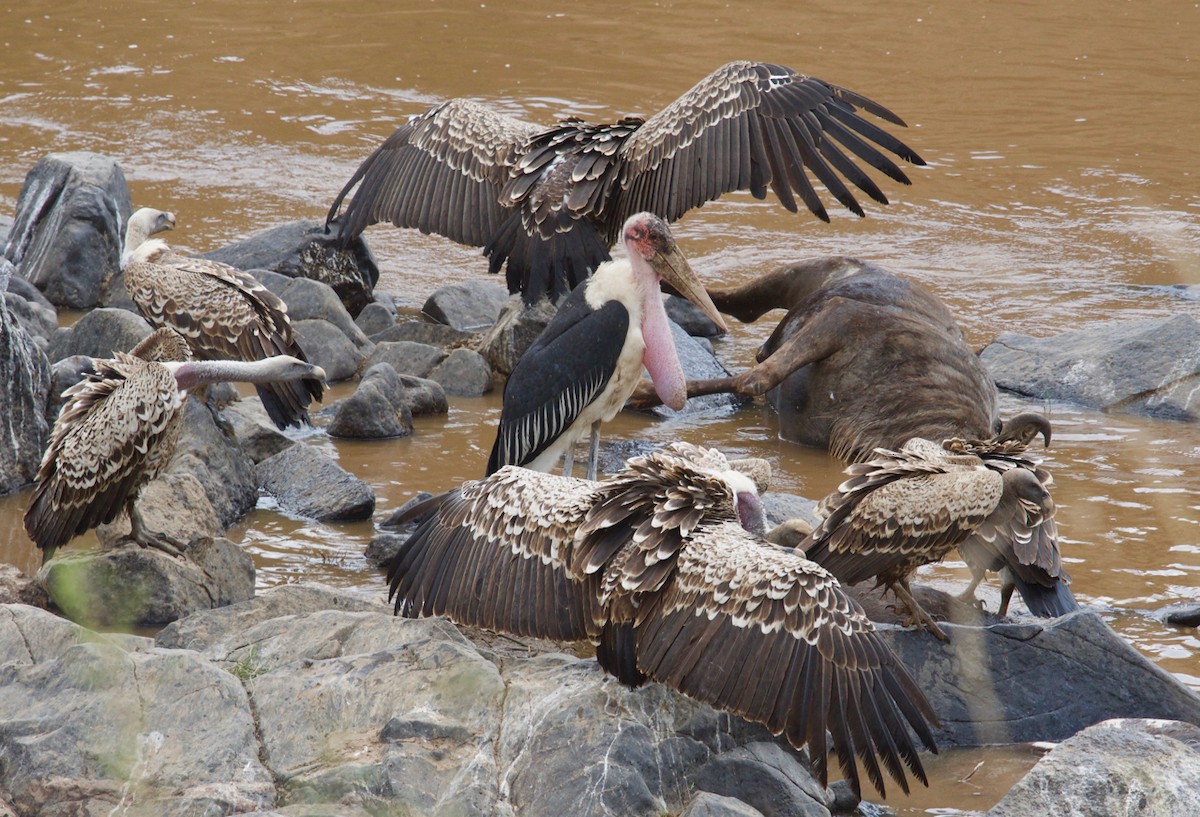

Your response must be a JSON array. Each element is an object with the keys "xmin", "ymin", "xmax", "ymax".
[
  {"xmin": 24, "ymin": 327, "xmax": 326, "ymax": 562},
  {"xmin": 388, "ymin": 442, "xmax": 939, "ymax": 797},
  {"xmin": 121, "ymin": 207, "xmax": 325, "ymax": 429},
  {"xmin": 798, "ymin": 417, "xmax": 1065, "ymax": 639},
  {"xmin": 487, "ymin": 212, "xmax": 726, "ymax": 479},
  {"xmin": 326, "ymin": 60, "xmax": 924, "ymax": 304}
]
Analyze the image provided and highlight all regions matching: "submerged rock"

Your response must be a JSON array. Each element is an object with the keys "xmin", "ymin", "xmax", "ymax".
[
  {"xmin": 428, "ymin": 346, "xmax": 493, "ymax": 396},
  {"xmin": 255, "ymin": 442, "xmax": 375, "ymax": 521},
  {"xmin": 327, "ymin": 363, "xmax": 415, "ymax": 439}
]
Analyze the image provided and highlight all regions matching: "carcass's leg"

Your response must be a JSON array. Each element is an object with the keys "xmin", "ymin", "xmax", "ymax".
[
  {"xmin": 704, "ymin": 257, "xmax": 860, "ymax": 323},
  {"xmin": 586, "ymin": 421, "xmax": 601, "ymax": 481}
]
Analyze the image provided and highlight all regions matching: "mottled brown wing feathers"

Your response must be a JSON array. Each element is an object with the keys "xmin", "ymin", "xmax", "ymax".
[
  {"xmin": 328, "ymin": 98, "xmax": 541, "ymax": 247},
  {"xmin": 386, "ymin": 468, "xmax": 604, "ymax": 642},
  {"xmin": 634, "ymin": 523, "xmax": 937, "ymax": 796}
]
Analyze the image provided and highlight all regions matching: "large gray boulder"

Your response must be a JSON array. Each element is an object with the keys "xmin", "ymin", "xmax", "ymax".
[
  {"xmin": 255, "ymin": 442, "xmax": 375, "ymax": 521},
  {"xmin": 988, "ymin": 719, "xmax": 1200, "ymax": 817},
  {"xmin": 369, "ymin": 317, "xmax": 477, "ymax": 348},
  {"xmin": 422, "ymin": 279, "xmax": 509, "ymax": 331},
  {"xmin": 292, "ymin": 318, "xmax": 366, "ymax": 383},
  {"xmin": 167, "ymin": 398, "xmax": 259, "ymax": 527},
  {"xmin": 326, "ymin": 363, "xmax": 415, "ymax": 439},
  {"xmin": 276, "ymin": 275, "xmax": 372, "ymax": 348},
  {"xmin": 362, "ymin": 339, "xmax": 447, "ymax": 378},
  {"xmin": 200, "ymin": 219, "xmax": 377, "ymax": 316},
  {"xmin": 981, "ymin": 315, "xmax": 1200, "ymax": 420},
  {"xmin": 428, "ymin": 346, "xmax": 494, "ymax": 396},
  {"xmin": 3, "ymin": 153, "xmax": 133, "ymax": 309},
  {"xmin": 46, "ymin": 306, "xmax": 152, "ymax": 362},
  {"xmin": 0, "ymin": 275, "xmax": 51, "ymax": 494}
]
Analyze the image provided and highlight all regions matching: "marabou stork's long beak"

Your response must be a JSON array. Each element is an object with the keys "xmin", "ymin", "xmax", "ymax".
[{"xmin": 650, "ymin": 242, "xmax": 729, "ymax": 334}]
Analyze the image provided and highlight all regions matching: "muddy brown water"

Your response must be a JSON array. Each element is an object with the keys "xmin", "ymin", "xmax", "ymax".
[{"xmin": 2, "ymin": 1, "xmax": 1198, "ymax": 812}]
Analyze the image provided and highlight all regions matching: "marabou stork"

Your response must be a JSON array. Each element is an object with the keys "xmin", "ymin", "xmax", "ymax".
[
  {"xmin": 122, "ymin": 208, "xmax": 326, "ymax": 429},
  {"xmin": 486, "ymin": 212, "xmax": 726, "ymax": 479},
  {"xmin": 326, "ymin": 60, "xmax": 925, "ymax": 304},
  {"xmin": 799, "ymin": 418, "xmax": 1069, "ymax": 639},
  {"xmin": 387, "ymin": 443, "xmax": 939, "ymax": 798},
  {"xmin": 25, "ymin": 327, "xmax": 326, "ymax": 562}
]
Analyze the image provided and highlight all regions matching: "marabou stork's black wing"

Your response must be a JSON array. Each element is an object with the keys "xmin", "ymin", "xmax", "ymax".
[
  {"xmin": 487, "ymin": 290, "xmax": 629, "ymax": 474},
  {"xmin": 611, "ymin": 60, "xmax": 925, "ymax": 227},
  {"xmin": 326, "ymin": 98, "xmax": 541, "ymax": 249},
  {"xmin": 386, "ymin": 466, "xmax": 604, "ymax": 642},
  {"xmin": 633, "ymin": 521, "xmax": 938, "ymax": 798}
]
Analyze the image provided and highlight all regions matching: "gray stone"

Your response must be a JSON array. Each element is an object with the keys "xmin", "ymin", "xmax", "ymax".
[
  {"xmin": 38, "ymin": 535, "xmax": 255, "ymax": 629},
  {"xmin": 167, "ymin": 398, "xmax": 259, "ymax": 527},
  {"xmin": 989, "ymin": 719, "xmax": 1200, "ymax": 817},
  {"xmin": 3, "ymin": 152, "xmax": 132, "ymax": 309},
  {"xmin": 691, "ymin": 742, "xmax": 830, "ymax": 817},
  {"xmin": 667, "ymin": 294, "xmax": 726, "ymax": 338},
  {"xmin": 397, "ymin": 373, "xmax": 448, "ymax": 416},
  {"xmin": 680, "ymin": 792, "xmax": 766, "ymax": 817},
  {"xmin": 476, "ymin": 295, "xmax": 557, "ymax": 376},
  {"xmin": 292, "ymin": 318, "xmax": 366, "ymax": 383},
  {"xmin": 362, "ymin": 339, "xmax": 447, "ymax": 378},
  {"xmin": 981, "ymin": 315, "xmax": 1200, "ymax": 420},
  {"xmin": 1162, "ymin": 604, "xmax": 1200, "ymax": 628},
  {"xmin": 650, "ymin": 321, "xmax": 743, "ymax": 418},
  {"xmin": 369, "ymin": 317, "xmax": 477, "ymax": 348},
  {"xmin": 327, "ymin": 363, "xmax": 414, "ymax": 440},
  {"xmin": 0, "ymin": 286, "xmax": 51, "ymax": 494},
  {"xmin": 3, "ymin": 278, "xmax": 58, "ymax": 344},
  {"xmin": 428, "ymin": 346, "xmax": 494, "ymax": 396},
  {"xmin": 364, "ymin": 531, "xmax": 408, "ymax": 568},
  {"xmin": 96, "ymin": 471, "xmax": 224, "ymax": 549},
  {"xmin": 354, "ymin": 301, "xmax": 396, "ymax": 337},
  {"xmin": 0, "ymin": 565, "xmax": 49, "ymax": 608},
  {"xmin": 46, "ymin": 306, "xmax": 152, "ymax": 362},
  {"xmin": 423, "ymin": 279, "xmax": 509, "ymax": 331},
  {"xmin": 255, "ymin": 442, "xmax": 375, "ymax": 521},
  {"xmin": 200, "ymin": 219, "xmax": 377, "ymax": 316},
  {"xmin": 278, "ymin": 276, "xmax": 371, "ymax": 348},
  {"xmin": 46, "ymin": 354, "xmax": 96, "ymax": 427},
  {"xmin": 222, "ymin": 401, "xmax": 297, "ymax": 464}
]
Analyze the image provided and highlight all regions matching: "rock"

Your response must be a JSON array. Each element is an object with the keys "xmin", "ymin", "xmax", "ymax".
[
  {"xmin": 277, "ymin": 275, "xmax": 371, "ymax": 348},
  {"xmin": 397, "ymin": 373, "xmax": 448, "ymax": 416},
  {"xmin": 38, "ymin": 536, "xmax": 255, "ymax": 629},
  {"xmin": 650, "ymin": 321, "xmax": 742, "ymax": 418},
  {"xmin": 354, "ymin": 301, "xmax": 396, "ymax": 337},
  {"xmin": 45, "ymin": 355, "xmax": 96, "ymax": 426},
  {"xmin": 680, "ymin": 792, "xmax": 766, "ymax": 817},
  {"xmin": 362, "ymin": 339, "xmax": 447, "ymax": 378},
  {"xmin": 428, "ymin": 346, "xmax": 494, "ymax": 396},
  {"xmin": 255, "ymin": 442, "xmax": 375, "ymax": 521},
  {"xmin": 476, "ymin": 295, "xmax": 557, "ymax": 376},
  {"xmin": 690, "ymin": 742, "xmax": 830, "ymax": 817},
  {"xmin": 365, "ymin": 531, "xmax": 408, "ymax": 568},
  {"xmin": 327, "ymin": 363, "xmax": 414, "ymax": 440},
  {"xmin": 0, "ymin": 604, "xmax": 274, "ymax": 814},
  {"xmin": 378, "ymin": 490, "xmax": 438, "ymax": 530},
  {"xmin": 760, "ymin": 492, "xmax": 821, "ymax": 530},
  {"xmin": 292, "ymin": 318, "xmax": 366, "ymax": 383},
  {"xmin": 1161, "ymin": 604, "xmax": 1200, "ymax": 628},
  {"xmin": 3, "ymin": 152, "xmax": 132, "ymax": 309},
  {"xmin": 422, "ymin": 279, "xmax": 510, "ymax": 331},
  {"xmin": 0, "ymin": 285, "xmax": 51, "ymax": 493},
  {"xmin": 3, "ymin": 271, "xmax": 58, "ymax": 345},
  {"xmin": 200, "ymin": 219, "xmax": 378, "ymax": 316},
  {"xmin": 981, "ymin": 315, "xmax": 1200, "ymax": 420},
  {"xmin": 988, "ymin": 719, "xmax": 1200, "ymax": 817},
  {"xmin": 221, "ymin": 401, "xmax": 297, "ymax": 464},
  {"xmin": 167, "ymin": 398, "xmax": 259, "ymax": 527},
  {"xmin": 46, "ymin": 306, "xmax": 152, "ymax": 362},
  {"xmin": 876, "ymin": 609, "xmax": 1200, "ymax": 747},
  {"xmin": 0, "ymin": 565, "xmax": 49, "ymax": 608},
  {"xmin": 369, "ymin": 317, "xmax": 477, "ymax": 348},
  {"xmin": 667, "ymin": 294, "xmax": 726, "ymax": 338},
  {"xmin": 96, "ymin": 471, "xmax": 223, "ymax": 548}
]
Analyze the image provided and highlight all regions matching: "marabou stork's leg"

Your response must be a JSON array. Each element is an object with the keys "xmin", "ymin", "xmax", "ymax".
[
  {"xmin": 586, "ymin": 420, "xmax": 602, "ymax": 481},
  {"xmin": 891, "ymin": 577, "xmax": 949, "ymax": 641},
  {"xmin": 128, "ymin": 501, "xmax": 188, "ymax": 559}
]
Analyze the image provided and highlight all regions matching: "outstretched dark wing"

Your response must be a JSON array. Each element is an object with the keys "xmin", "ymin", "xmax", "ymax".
[{"xmin": 634, "ymin": 521, "xmax": 938, "ymax": 797}]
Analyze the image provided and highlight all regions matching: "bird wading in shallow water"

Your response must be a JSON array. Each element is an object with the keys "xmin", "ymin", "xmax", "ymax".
[
  {"xmin": 486, "ymin": 212, "xmax": 727, "ymax": 480},
  {"xmin": 122, "ymin": 208, "xmax": 325, "ymax": 430},
  {"xmin": 24, "ymin": 327, "xmax": 326, "ymax": 563},
  {"xmin": 388, "ymin": 443, "xmax": 939, "ymax": 798},
  {"xmin": 326, "ymin": 60, "xmax": 924, "ymax": 304}
]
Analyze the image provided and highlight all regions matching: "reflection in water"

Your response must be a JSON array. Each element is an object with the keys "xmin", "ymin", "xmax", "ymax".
[{"xmin": 2, "ymin": 1, "xmax": 1199, "ymax": 812}]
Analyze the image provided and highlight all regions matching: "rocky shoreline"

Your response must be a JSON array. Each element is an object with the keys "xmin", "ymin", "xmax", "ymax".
[{"xmin": 3, "ymin": 152, "xmax": 1200, "ymax": 816}]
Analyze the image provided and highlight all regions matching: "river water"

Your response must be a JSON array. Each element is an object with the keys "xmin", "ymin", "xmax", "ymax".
[{"xmin": 1, "ymin": 1, "xmax": 1198, "ymax": 813}]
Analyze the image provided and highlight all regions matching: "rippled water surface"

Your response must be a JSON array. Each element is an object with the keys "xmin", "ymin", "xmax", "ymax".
[{"xmin": 2, "ymin": 1, "xmax": 1198, "ymax": 812}]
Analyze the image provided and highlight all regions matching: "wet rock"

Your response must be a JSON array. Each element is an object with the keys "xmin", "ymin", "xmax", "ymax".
[
  {"xmin": 362, "ymin": 339, "xmax": 447, "ymax": 378},
  {"xmin": 3, "ymin": 152, "xmax": 132, "ymax": 309},
  {"xmin": 46, "ymin": 305, "xmax": 152, "ymax": 362},
  {"xmin": 221, "ymin": 401, "xmax": 297, "ymax": 464},
  {"xmin": 0, "ymin": 282, "xmax": 51, "ymax": 493},
  {"xmin": 0, "ymin": 565, "xmax": 49, "ymax": 608},
  {"xmin": 354, "ymin": 301, "xmax": 396, "ymax": 337},
  {"xmin": 276, "ymin": 275, "xmax": 371, "ymax": 348},
  {"xmin": 369, "ymin": 317, "xmax": 477, "ymax": 348},
  {"xmin": 875, "ymin": 608, "xmax": 1200, "ymax": 747},
  {"xmin": 397, "ymin": 373, "xmax": 448, "ymax": 416},
  {"xmin": 255, "ymin": 442, "xmax": 375, "ymax": 521},
  {"xmin": 0, "ymin": 604, "xmax": 273, "ymax": 814},
  {"xmin": 96, "ymin": 471, "xmax": 224, "ymax": 550},
  {"xmin": 422, "ymin": 279, "xmax": 509, "ymax": 331},
  {"xmin": 200, "ymin": 219, "xmax": 378, "ymax": 316},
  {"xmin": 3, "ymin": 268, "xmax": 58, "ymax": 345},
  {"xmin": 981, "ymin": 314, "xmax": 1200, "ymax": 420},
  {"xmin": 168, "ymin": 398, "xmax": 259, "ymax": 527},
  {"xmin": 667, "ymin": 294, "xmax": 726, "ymax": 338},
  {"xmin": 988, "ymin": 719, "xmax": 1200, "ymax": 817},
  {"xmin": 680, "ymin": 792, "xmax": 767, "ymax": 817},
  {"xmin": 45, "ymin": 355, "xmax": 96, "ymax": 426},
  {"xmin": 38, "ymin": 535, "xmax": 255, "ymax": 629},
  {"xmin": 365, "ymin": 531, "xmax": 408, "ymax": 568},
  {"xmin": 1161, "ymin": 604, "xmax": 1200, "ymax": 628},
  {"xmin": 476, "ymin": 295, "xmax": 557, "ymax": 376},
  {"xmin": 690, "ymin": 741, "xmax": 829, "ymax": 817},
  {"xmin": 292, "ymin": 318, "xmax": 366, "ymax": 383},
  {"xmin": 327, "ymin": 363, "xmax": 414, "ymax": 440},
  {"xmin": 649, "ymin": 321, "xmax": 743, "ymax": 418},
  {"xmin": 428, "ymin": 346, "xmax": 494, "ymax": 396}
]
